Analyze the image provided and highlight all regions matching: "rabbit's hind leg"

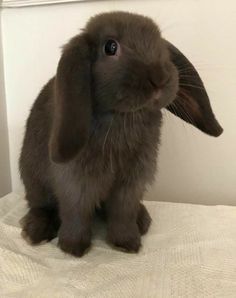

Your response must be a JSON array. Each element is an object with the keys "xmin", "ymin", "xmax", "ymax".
[
  {"xmin": 21, "ymin": 186, "xmax": 60, "ymax": 245},
  {"xmin": 137, "ymin": 203, "xmax": 152, "ymax": 235}
]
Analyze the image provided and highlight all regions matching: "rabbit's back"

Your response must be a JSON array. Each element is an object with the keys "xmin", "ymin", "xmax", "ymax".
[{"xmin": 19, "ymin": 79, "xmax": 55, "ymax": 200}]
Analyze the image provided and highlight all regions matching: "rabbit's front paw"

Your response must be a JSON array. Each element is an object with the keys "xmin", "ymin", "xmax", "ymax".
[
  {"xmin": 108, "ymin": 223, "xmax": 141, "ymax": 253},
  {"xmin": 58, "ymin": 227, "xmax": 91, "ymax": 257}
]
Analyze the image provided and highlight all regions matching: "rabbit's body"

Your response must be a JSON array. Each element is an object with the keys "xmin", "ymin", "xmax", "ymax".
[
  {"xmin": 20, "ymin": 77, "xmax": 161, "ymax": 254},
  {"xmin": 21, "ymin": 78, "xmax": 162, "ymax": 204},
  {"xmin": 20, "ymin": 12, "xmax": 222, "ymax": 256}
]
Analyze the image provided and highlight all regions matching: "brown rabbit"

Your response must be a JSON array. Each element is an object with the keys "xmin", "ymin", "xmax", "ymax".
[{"xmin": 19, "ymin": 12, "xmax": 223, "ymax": 257}]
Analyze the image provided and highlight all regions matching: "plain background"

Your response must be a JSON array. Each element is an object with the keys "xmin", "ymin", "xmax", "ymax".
[
  {"xmin": 0, "ymin": 16, "xmax": 11, "ymax": 197},
  {"xmin": 1, "ymin": 0, "xmax": 236, "ymax": 204}
]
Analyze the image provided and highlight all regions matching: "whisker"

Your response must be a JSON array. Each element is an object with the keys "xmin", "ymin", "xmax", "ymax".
[
  {"xmin": 132, "ymin": 111, "xmax": 135, "ymax": 134},
  {"xmin": 179, "ymin": 83, "xmax": 206, "ymax": 90},
  {"xmin": 179, "ymin": 74, "xmax": 199, "ymax": 79},
  {"xmin": 102, "ymin": 116, "xmax": 114, "ymax": 156},
  {"xmin": 123, "ymin": 113, "xmax": 131, "ymax": 152},
  {"xmin": 167, "ymin": 103, "xmax": 187, "ymax": 131},
  {"xmin": 169, "ymin": 102, "xmax": 180, "ymax": 118},
  {"xmin": 160, "ymin": 21, "xmax": 182, "ymax": 33},
  {"xmin": 174, "ymin": 99, "xmax": 196, "ymax": 126},
  {"xmin": 110, "ymin": 145, "xmax": 114, "ymax": 173},
  {"xmin": 178, "ymin": 67, "xmax": 199, "ymax": 73}
]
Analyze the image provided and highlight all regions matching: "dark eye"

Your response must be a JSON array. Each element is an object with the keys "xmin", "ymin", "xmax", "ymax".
[{"xmin": 104, "ymin": 40, "xmax": 118, "ymax": 56}]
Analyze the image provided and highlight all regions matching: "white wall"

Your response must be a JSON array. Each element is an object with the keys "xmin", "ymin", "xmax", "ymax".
[
  {"xmin": 0, "ymin": 13, "xmax": 11, "ymax": 197},
  {"xmin": 2, "ymin": 0, "xmax": 236, "ymax": 205}
]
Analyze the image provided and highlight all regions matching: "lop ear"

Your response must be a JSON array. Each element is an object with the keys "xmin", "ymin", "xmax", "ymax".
[
  {"xmin": 50, "ymin": 34, "xmax": 92, "ymax": 163},
  {"xmin": 165, "ymin": 40, "xmax": 223, "ymax": 137}
]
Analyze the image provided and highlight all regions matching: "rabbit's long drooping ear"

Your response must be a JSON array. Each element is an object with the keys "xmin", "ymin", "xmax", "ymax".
[
  {"xmin": 50, "ymin": 34, "xmax": 92, "ymax": 163},
  {"xmin": 165, "ymin": 41, "xmax": 223, "ymax": 137}
]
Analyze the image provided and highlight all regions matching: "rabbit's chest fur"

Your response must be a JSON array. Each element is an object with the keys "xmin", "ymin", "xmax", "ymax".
[
  {"xmin": 51, "ymin": 108, "xmax": 162, "ymax": 204},
  {"xmin": 80, "ymin": 109, "xmax": 162, "ymax": 181}
]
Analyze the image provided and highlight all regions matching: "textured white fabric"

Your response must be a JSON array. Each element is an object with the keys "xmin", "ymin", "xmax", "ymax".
[{"xmin": 0, "ymin": 193, "xmax": 236, "ymax": 297}]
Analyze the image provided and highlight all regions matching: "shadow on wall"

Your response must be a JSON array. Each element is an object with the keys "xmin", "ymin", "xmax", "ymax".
[{"xmin": 0, "ymin": 14, "xmax": 11, "ymax": 197}]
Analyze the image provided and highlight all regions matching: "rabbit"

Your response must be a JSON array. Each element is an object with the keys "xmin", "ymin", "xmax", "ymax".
[{"xmin": 19, "ymin": 11, "xmax": 223, "ymax": 257}]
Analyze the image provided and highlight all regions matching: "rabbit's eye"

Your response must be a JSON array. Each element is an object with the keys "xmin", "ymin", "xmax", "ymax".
[{"xmin": 104, "ymin": 40, "xmax": 118, "ymax": 56}]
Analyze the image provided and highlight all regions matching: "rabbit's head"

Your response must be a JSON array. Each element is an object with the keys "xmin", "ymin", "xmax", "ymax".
[
  {"xmin": 87, "ymin": 12, "xmax": 178, "ymax": 113},
  {"xmin": 50, "ymin": 12, "xmax": 223, "ymax": 163}
]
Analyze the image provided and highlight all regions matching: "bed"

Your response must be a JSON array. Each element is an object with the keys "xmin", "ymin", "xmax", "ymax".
[{"xmin": 0, "ymin": 192, "xmax": 236, "ymax": 297}]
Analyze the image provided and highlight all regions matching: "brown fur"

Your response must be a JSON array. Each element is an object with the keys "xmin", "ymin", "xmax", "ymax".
[{"xmin": 19, "ymin": 12, "xmax": 223, "ymax": 257}]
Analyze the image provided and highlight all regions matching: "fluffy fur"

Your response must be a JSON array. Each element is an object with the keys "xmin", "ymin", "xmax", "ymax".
[{"xmin": 19, "ymin": 12, "xmax": 223, "ymax": 257}]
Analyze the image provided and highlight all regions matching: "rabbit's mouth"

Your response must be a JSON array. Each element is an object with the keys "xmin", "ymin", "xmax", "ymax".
[
  {"xmin": 113, "ymin": 91, "xmax": 162, "ymax": 113},
  {"xmin": 152, "ymin": 89, "xmax": 162, "ymax": 101}
]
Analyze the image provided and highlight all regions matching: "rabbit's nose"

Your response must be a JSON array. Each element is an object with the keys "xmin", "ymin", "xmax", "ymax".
[
  {"xmin": 148, "ymin": 67, "xmax": 169, "ymax": 89},
  {"xmin": 148, "ymin": 76, "xmax": 159, "ymax": 89}
]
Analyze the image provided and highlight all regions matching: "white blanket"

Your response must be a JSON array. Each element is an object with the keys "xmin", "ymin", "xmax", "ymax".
[{"xmin": 0, "ymin": 193, "xmax": 236, "ymax": 297}]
